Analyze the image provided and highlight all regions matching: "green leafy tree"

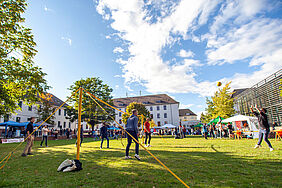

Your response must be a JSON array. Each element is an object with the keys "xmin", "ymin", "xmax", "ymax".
[
  {"xmin": 122, "ymin": 102, "xmax": 150, "ymax": 126},
  {"xmin": 212, "ymin": 82, "xmax": 235, "ymax": 119},
  {"xmin": 36, "ymin": 93, "xmax": 55, "ymax": 125},
  {"xmin": 0, "ymin": 0, "xmax": 48, "ymax": 116},
  {"xmin": 202, "ymin": 82, "xmax": 235, "ymax": 123},
  {"xmin": 67, "ymin": 77, "xmax": 114, "ymax": 130},
  {"xmin": 200, "ymin": 98, "xmax": 215, "ymax": 123}
]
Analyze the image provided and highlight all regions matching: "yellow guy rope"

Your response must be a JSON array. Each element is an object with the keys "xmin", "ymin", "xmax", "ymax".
[
  {"xmin": 0, "ymin": 88, "xmax": 80, "ymax": 170},
  {"xmin": 83, "ymin": 89, "xmax": 190, "ymax": 188},
  {"xmin": 84, "ymin": 90, "xmax": 125, "ymax": 147}
]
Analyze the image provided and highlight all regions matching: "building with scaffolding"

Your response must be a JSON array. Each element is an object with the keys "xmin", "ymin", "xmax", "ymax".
[{"xmin": 232, "ymin": 69, "xmax": 282, "ymax": 126}]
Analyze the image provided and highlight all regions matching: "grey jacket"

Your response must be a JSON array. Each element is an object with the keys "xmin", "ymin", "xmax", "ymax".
[{"xmin": 125, "ymin": 114, "xmax": 138, "ymax": 132}]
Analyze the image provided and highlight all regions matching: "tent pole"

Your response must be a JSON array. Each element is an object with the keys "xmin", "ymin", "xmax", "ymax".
[{"xmin": 76, "ymin": 87, "xmax": 83, "ymax": 160}]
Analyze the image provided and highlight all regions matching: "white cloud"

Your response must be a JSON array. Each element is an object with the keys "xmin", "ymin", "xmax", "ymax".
[
  {"xmin": 196, "ymin": 105, "xmax": 203, "ymax": 108},
  {"xmin": 96, "ymin": 0, "xmax": 281, "ymax": 97},
  {"xmin": 179, "ymin": 104, "xmax": 194, "ymax": 109},
  {"xmin": 61, "ymin": 37, "xmax": 72, "ymax": 46},
  {"xmin": 113, "ymin": 47, "xmax": 124, "ymax": 53},
  {"xmin": 178, "ymin": 49, "xmax": 194, "ymax": 58},
  {"xmin": 115, "ymin": 85, "xmax": 119, "ymax": 89},
  {"xmin": 196, "ymin": 111, "xmax": 205, "ymax": 120},
  {"xmin": 44, "ymin": 5, "xmax": 54, "ymax": 12}
]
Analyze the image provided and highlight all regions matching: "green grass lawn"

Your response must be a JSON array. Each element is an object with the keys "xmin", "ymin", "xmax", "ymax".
[{"xmin": 0, "ymin": 136, "xmax": 281, "ymax": 188}]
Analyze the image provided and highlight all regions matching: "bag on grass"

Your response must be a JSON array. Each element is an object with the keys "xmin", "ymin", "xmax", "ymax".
[{"xmin": 57, "ymin": 159, "xmax": 83, "ymax": 172}]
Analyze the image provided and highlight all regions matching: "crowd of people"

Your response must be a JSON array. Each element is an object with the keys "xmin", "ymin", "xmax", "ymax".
[
  {"xmin": 20, "ymin": 104, "xmax": 276, "ymax": 157},
  {"xmin": 201, "ymin": 122, "xmax": 234, "ymax": 139}
]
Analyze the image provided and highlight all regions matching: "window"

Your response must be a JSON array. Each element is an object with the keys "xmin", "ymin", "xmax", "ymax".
[
  {"xmin": 63, "ymin": 122, "xmax": 66, "ymax": 128},
  {"xmin": 157, "ymin": 121, "xmax": 161, "ymax": 126},
  {"xmin": 156, "ymin": 100, "xmax": 162, "ymax": 103},
  {"xmin": 163, "ymin": 105, "xmax": 167, "ymax": 110},
  {"xmin": 28, "ymin": 106, "xmax": 32, "ymax": 111},
  {"xmin": 16, "ymin": 117, "xmax": 21, "ymax": 122},
  {"xmin": 157, "ymin": 106, "xmax": 160, "ymax": 111},
  {"xmin": 69, "ymin": 122, "xmax": 71, "ymax": 128},
  {"xmin": 119, "ymin": 119, "xmax": 122, "ymax": 124},
  {"xmin": 164, "ymin": 113, "xmax": 167, "ymax": 118},
  {"xmin": 119, "ymin": 112, "xmax": 122, "ymax": 117},
  {"xmin": 18, "ymin": 101, "xmax": 22, "ymax": 108},
  {"xmin": 58, "ymin": 109, "xmax": 61, "ymax": 116},
  {"xmin": 58, "ymin": 121, "xmax": 61, "ymax": 128},
  {"xmin": 64, "ymin": 109, "xmax": 67, "ymax": 116},
  {"xmin": 157, "ymin": 113, "xmax": 160, "ymax": 118},
  {"xmin": 150, "ymin": 106, "xmax": 153, "ymax": 111}
]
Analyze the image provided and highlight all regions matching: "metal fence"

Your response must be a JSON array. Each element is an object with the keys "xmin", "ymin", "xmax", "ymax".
[{"xmin": 233, "ymin": 69, "xmax": 282, "ymax": 125}]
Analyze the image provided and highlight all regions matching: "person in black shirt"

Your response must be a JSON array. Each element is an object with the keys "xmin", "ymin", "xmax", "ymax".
[
  {"xmin": 251, "ymin": 105, "xmax": 274, "ymax": 151},
  {"xmin": 22, "ymin": 117, "xmax": 36, "ymax": 157},
  {"xmin": 100, "ymin": 123, "xmax": 109, "ymax": 149},
  {"xmin": 227, "ymin": 122, "xmax": 233, "ymax": 139},
  {"xmin": 66, "ymin": 128, "xmax": 70, "ymax": 139}
]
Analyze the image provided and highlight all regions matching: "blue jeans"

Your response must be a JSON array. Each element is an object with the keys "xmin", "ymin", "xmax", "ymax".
[
  {"xmin": 126, "ymin": 130, "xmax": 139, "ymax": 156},
  {"xmin": 40, "ymin": 135, "xmax": 48, "ymax": 146},
  {"xmin": 257, "ymin": 129, "xmax": 273, "ymax": 148},
  {"xmin": 101, "ymin": 136, "xmax": 109, "ymax": 148}
]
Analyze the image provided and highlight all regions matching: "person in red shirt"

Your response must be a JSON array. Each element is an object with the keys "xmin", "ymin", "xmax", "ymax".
[{"xmin": 144, "ymin": 118, "xmax": 152, "ymax": 147}]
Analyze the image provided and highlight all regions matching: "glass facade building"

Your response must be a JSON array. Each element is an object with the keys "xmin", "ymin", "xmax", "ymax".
[{"xmin": 233, "ymin": 69, "xmax": 282, "ymax": 126}]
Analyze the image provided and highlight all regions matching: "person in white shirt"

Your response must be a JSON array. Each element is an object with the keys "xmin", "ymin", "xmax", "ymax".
[{"xmin": 40, "ymin": 125, "xmax": 50, "ymax": 147}]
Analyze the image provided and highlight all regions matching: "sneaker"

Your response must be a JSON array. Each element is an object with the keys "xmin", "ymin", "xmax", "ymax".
[
  {"xmin": 21, "ymin": 153, "xmax": 27, "ymax": 157},
  {"xmin": 124, "ymin": 156, "xmax": 131, "ymax": 159},
  {"xmin": 148, "ymin": 145, "xmax": 152, "ymax": 147},
  {"xmin": 144, "ymin": 145, "xmax": 148, "ymax": 147},
  {"xmin": 100, "ymin": 147, "xmax": 102, "ymax": 149},
  {"xmin": 134, "ymin": 154, "xmax": 141, "ymax": 160},
  {"xmin": 270, "ymin": 148, "xmax": 274, "ymax": 151},
  {"xmin": 254, "ymin": 145, "xmax": 261, "ymax": 149},
  {"xmin": 27, "ymin": 153, "xmax": 33, "ymax": 155}
]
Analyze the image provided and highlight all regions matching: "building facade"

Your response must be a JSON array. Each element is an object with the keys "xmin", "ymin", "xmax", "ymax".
[
  {"xmin": 113, "ymin": 94, "xmax": 180, "ymax": 127},
  {"xmin": 179, "ymin": 109, "xmax": 199, "ymax": 127},
  {"xmin": 232, "ymin": 69, "xmax": 282, "ymax": 126},
  {"xmin": 0, "ymin": 93, "xmax": 88, "ymax": 130}
]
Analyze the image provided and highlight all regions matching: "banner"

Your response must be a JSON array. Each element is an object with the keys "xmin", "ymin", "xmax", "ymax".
[{"xmin": 1, "ymin": 138, "xmax": 24, "ymax": 144}]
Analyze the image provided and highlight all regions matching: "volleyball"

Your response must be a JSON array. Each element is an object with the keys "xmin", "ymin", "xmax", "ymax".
[{"xmin": 217, "ymin": 82, "xmax": 222, "ymax": 87}]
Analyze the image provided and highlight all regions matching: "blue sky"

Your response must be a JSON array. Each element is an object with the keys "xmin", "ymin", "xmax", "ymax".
[{"xmin": 24, "ymin": 0, "xmax": 282, "ymax": 118}]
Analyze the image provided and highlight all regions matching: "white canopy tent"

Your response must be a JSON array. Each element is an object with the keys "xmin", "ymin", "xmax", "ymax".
[
  {"xmin": 222, "ymin": 115, "xmax": 259, "ymax": 138},
  {"xmin": 160, "ymin": 124, "xmax": 177, "ymax": 129}
]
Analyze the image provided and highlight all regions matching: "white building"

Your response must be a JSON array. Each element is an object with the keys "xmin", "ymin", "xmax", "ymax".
[
  {"xmin": 0, "ymin": 93, "xmax": 84, "ymax": 130},
  {"xmin": 179, "ymin": 109, "xmax": 199, "ymax": 127},
  {"xmin": 113, "ymin": 94, "xmax": 180, "ymax": 127}
]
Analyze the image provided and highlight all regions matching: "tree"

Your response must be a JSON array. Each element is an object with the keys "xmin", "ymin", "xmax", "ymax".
[
  {"xmin": 212, "ymin": 82, "xmax": 235, "ymax": 119},
  {"xmin": 0, "ymin": 0, "xmax": 49, "ymax": 117},
  {"xmin": 201, "ymin": 98, "xmax": 215, "ymax": 123},
  {"xmin": 37, "ymin": 93, "xmax": 55, "ymax": 125},
  {"xmin": 67, "ymin": 77, "xmax": 114, "ymax": 130},
  {"xmin": 202, "ymin": 82, "xmax": 235, "ymax": 123},
  {"xmin": 122, "ymin": 102, "xmax": 150, "ymax": 126}
]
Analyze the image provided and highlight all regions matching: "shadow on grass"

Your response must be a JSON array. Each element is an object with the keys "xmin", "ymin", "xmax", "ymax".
[{"xmin": 0, "ymin": 139, "xmax": 281, "ymax": 188}]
